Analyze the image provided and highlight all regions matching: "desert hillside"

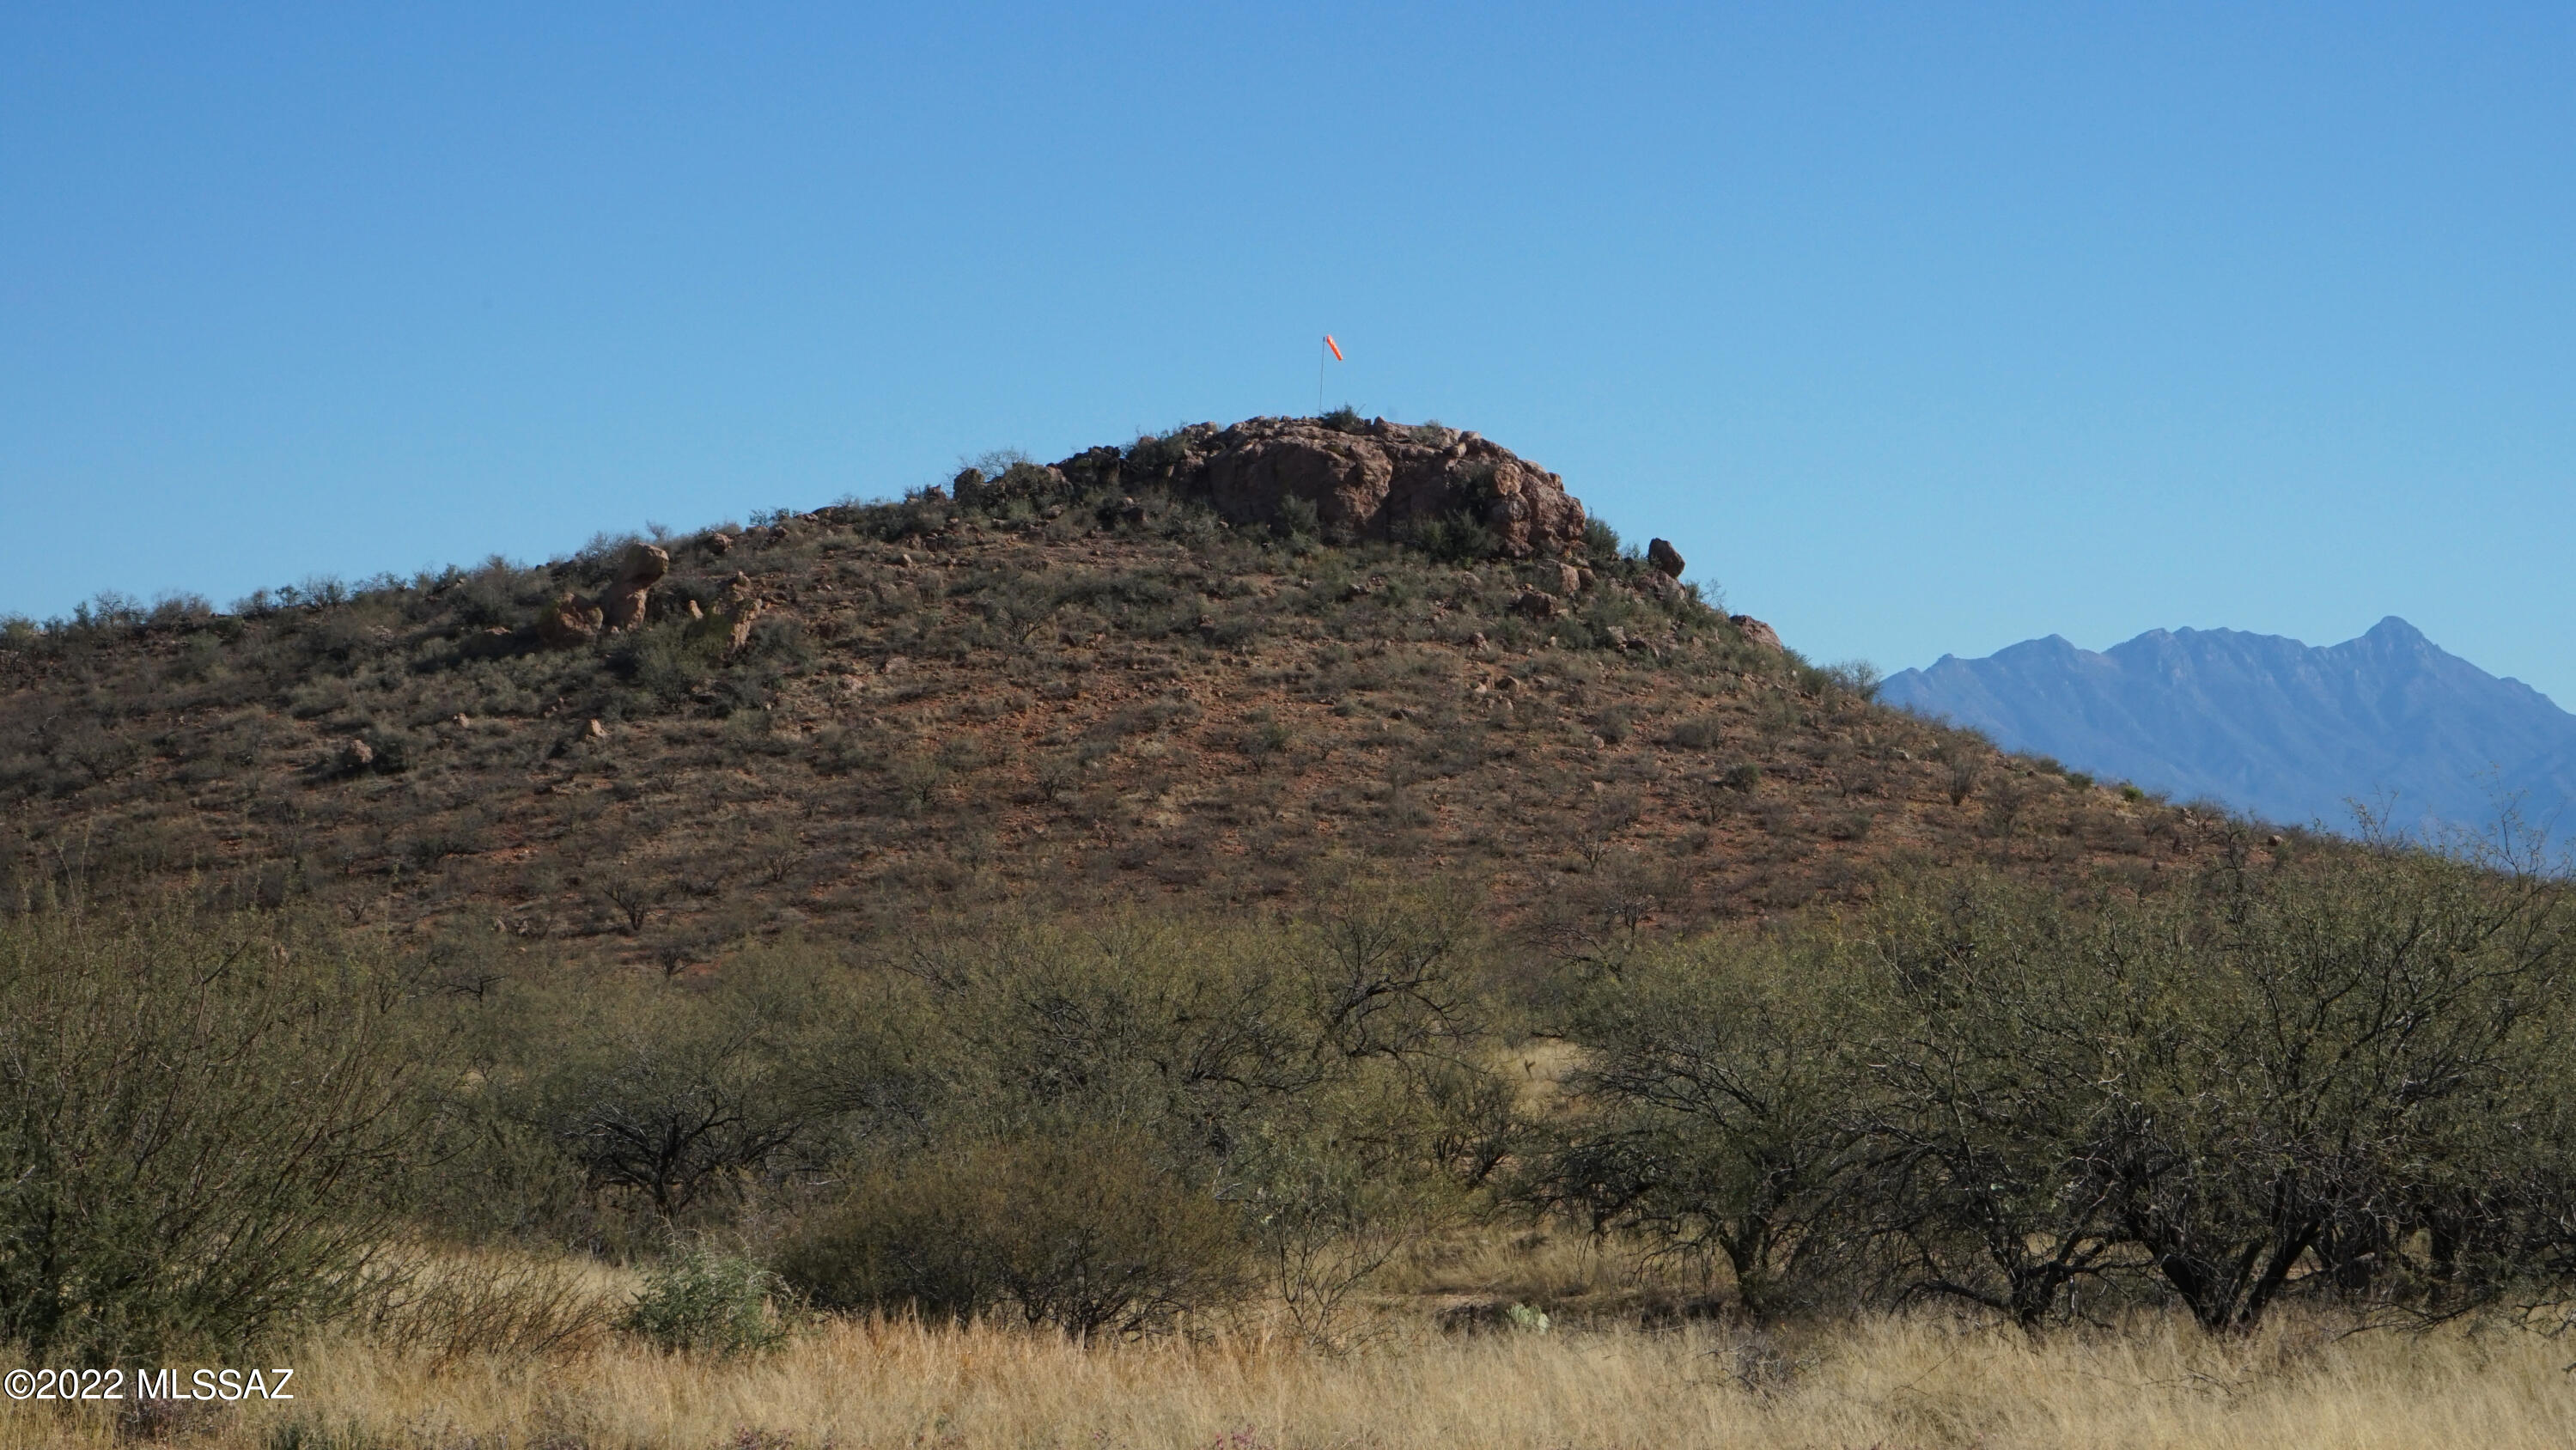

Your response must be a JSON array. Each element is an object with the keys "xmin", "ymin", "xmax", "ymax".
[
  {"xmin": 0, "ymin": 417, "xmax": 2247, "ymax": 963},
  {"xmin": 4, "ymin": 421, "xmax": 2568, "ymax": 1450}
]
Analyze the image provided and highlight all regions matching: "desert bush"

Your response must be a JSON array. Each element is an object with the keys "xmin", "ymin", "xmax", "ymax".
[
  {"xmin": 516, "ymin": 989, "xmax": 819, "ymax": 1222},
  {"xmin": 0, "ymin": 909, "xmax": 442, "ymax": 1361},
  {"xmin": 1235, "ymin": 709, "xmax": 1293, "ymax": 759},
  {"xmin": 1233, "ymin": 1124, "xmax": 1444, "ymax": 1347},
  {"xmin": 1939, "ymin": 746, "xmax": 1984, "ymax": 806},
  {"xmin": 1581, "ymin": 517, "xmax": 1623, "ymax": 560},
  {"xmin": 1663, "ymin": 716, "xmax": 1726, "ymax": 751},
  {"xmin": 369, "ymin": 1249, "xmax": 615, "ymax": 1364},
  {"xmin": 1551, "ymin": 854, "xmax": 2576, "ymax": 1335},
  {"xmin": 1528, "ymin": 932, "xmax": 1858, "ymax": 1319},
  {"xmin": 609, "ymin": 621, "xmax": 723, "ymax": 703},
  {"xmin": 621, "ymin": 1246, "xmax": 790, "ymax": 1355},
  {"xmin": 1808, "ymin": 660, "xmax": 1880, "ymax": 700},
  {"xmin": 779, "ymin": 1129, "xmax": 1249, "ymax": 1337},
  {"xmin": 1404, "ymin": 512, "xmax": 1501, "ymax": 564}
]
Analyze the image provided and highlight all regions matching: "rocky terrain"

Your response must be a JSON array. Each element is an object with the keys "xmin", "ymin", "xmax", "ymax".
[{"xmin": 0, "ymin": 416, "xmax": 2244, "ymax": 964}]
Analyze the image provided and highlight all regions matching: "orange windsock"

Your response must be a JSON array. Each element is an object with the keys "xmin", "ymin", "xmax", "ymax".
[{"xmin": 1325, "ymin": 334, "xmax": 1343, "ymax": 362}]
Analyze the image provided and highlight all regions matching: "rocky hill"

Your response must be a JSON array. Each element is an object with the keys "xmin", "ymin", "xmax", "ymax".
[
  {"xmin": 0, "ymin": 416, "xmax": 2238, "ymax": 963},
  {"xmin": 1881, "ymin": 617, "xmax": 2576, "ymax": 839}
]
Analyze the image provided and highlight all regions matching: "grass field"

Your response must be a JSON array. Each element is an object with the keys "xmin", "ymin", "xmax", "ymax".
[{"xmin": 11, "ymin": 1263, "xmax": 2574, "ymax": 1450}]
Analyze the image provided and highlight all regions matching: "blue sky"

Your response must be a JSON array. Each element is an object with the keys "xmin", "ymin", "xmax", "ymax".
[{"xmin": 6, "ymin": 3, "xmax": 2573, "ymax": 702}]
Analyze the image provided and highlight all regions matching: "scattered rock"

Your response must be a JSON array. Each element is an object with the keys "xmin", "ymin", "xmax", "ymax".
[
  {"xmin": 1730, "ymin": 615, "xmax": 1783, "ymax": 651},
  {"xmin": 599, "ymin": 543, "xmax": 669, "ymax": 631},
  {"xmin": 704, "ymin": 532, "xmax": 734, "ymax": 557},
  {"xmin": 1556, "ymin": 564, "xmax": 1583, "ymax": 596},
  {"xmin": 1647, "ymin": 539, "xmax": 1686, "ymax": 579},
  {"xmin": 1575, "ymin": 567, "xmax": 1596, "ymax": 591},
  {"xmin": 1117, "ymin": 498, "xmax": 1148, "ymax": 527},
  {"xmin": 1513, "ymin": 590, "xmax": 1559, "ymax": 620},
  {"xmin": 881, "ymin": 655, "xmax": 910, "ymax": 676},
  {"xmin": 339, "ymin": 738, "xmax": 375, "ymax": 772},
  {"xmin": 583, "ymin": 718, "xmax": 606, "ymax": 742},
  {"xmin": 1465, "ymin": 631, "xmax": 1489, "ymax": 649}
]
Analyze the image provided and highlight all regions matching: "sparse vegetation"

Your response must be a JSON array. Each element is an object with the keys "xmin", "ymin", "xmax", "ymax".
[{"xmin": 3, "ymin": 430, "xmax": 2557, "ymax": 1447}]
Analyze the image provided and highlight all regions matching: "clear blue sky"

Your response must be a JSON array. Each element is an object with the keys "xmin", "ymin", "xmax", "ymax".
[{"xmin": 7, "ymin": 3, "xmax": 2573, "ymax": 702}]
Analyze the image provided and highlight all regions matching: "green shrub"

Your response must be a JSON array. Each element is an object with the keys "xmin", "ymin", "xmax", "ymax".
[
  {"xmin": 1809, "ymin": 659, "xmax": 1881, "ymax": 700},
  {"xmin": 620, "ymin": 1246, "xmax": 789, "ymax": 1356},
  {"xmin": 779, "ymin": 1130, "xmax": 1250, "ymax": 1337},
  {"xmin": 1581, "ymin": 517, "xmax": 1623, "ymax": 560},
  {"xmin": 1404, "ymin": 513, "xmax": 1500, "ymax": 563},
  {"xmin": 1666, "ymin": 716, "xmax": 1726, "ymax": 751},
  {"xmin": 609, "ymin": 623, "xmax": 721, "ymax": 703},
  {"xmin": 1236, "ymin": 710, "xmax": 1292, "ymax": 759},
  {"xmin": 0, "ymin": 910, "xmax": 441, "ymax": 1362}
]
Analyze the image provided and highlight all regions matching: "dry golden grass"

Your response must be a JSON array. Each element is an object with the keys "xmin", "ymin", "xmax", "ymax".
[{"xmin": 11, "ymin": 1302, "xmax": 2576, "ymax": 1450}]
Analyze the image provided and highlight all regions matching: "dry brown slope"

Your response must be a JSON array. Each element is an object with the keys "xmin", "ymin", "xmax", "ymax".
[{"xmin": 0, "ymin": 420, "xmax": 2257, "ymax": 962}]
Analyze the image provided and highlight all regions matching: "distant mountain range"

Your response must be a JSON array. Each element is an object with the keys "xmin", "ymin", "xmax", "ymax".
[{"xmin": 1879, "ymin": 617, "xmax": 2576, "ymax": 840}]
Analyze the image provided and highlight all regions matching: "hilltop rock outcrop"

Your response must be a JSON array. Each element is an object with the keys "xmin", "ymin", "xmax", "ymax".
[{"xmin": 1054, "ymin": 417, "xmax": 1589, "ymax": 559}]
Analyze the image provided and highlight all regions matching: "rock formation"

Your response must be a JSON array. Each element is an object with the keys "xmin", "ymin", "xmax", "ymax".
[
  {"xmin": 537, "ymin": 593, "xmax": 606, "ymax": 649},
  {"xmin": 1052, "ymin": 417, "xmax": 1590, "ymax": 559},
  {"xmin": 722, "ymin": 571, "xmax": 763, "ymax": 655},
  {"xmin": 535, "ymin": 544, "xmax": 667, "ymax": 648},
  {"xmin": 1647, "ymin": 539, "xmax": 1685, "ymax": 579},
  {"xmin": 599, "ymin": 544, "xmax": 669, "ymax": 631}
]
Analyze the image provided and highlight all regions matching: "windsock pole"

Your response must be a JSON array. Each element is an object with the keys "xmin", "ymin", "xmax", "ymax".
[{"xmin": 1318, "ymin": 333, "xmax": 1343, "ymax": 416}]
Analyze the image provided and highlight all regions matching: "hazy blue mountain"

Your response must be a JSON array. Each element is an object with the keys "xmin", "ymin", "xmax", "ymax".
[{"xmin": 1879, "ymin": 617, "xmax": 2576, "ymax": 838}]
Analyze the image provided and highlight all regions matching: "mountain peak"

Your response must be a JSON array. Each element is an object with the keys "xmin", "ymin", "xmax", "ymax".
[{"xmin": 1879, "ymin": 618, "xmax": 2576, "ymax": 836}]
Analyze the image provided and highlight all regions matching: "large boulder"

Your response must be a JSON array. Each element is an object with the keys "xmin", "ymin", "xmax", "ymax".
[
  {"xmin": 599, "ymin": 544, "xmax": 670, "ymax": 631},
  {"xmin": 1647, "ymin": 538, "xmax": 1685, "ymax": 579},
  {"xmin": 1054, "ymin": 417, "xmax": 1589, "ymax": 559},
  {"xmin": 537, "ymin": 592, "xmax": 605, "ymax": 649}
]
